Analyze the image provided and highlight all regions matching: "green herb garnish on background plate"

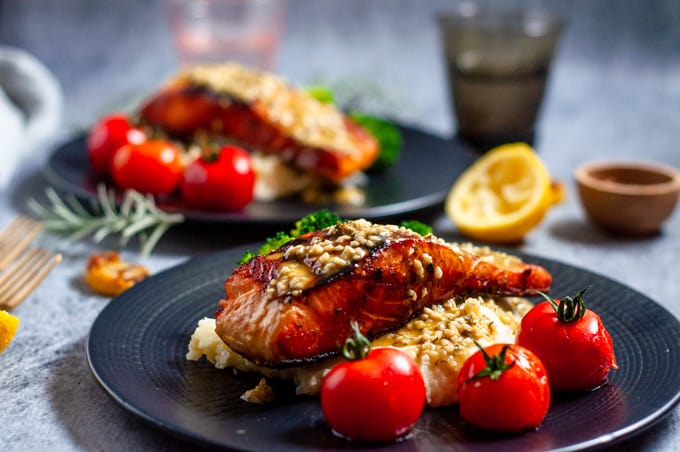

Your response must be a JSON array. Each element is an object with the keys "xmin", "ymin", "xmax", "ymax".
[
  {"xmin": 305, "ymin": 85, "xmax": 403, "ymax": 171},
  {"xmin": 348, "ymin": 112, "xmax": 402, "ymax": 171},
  {"xmin": 304, "ymin": 85, "xmax": 335, "ymax": 104}
]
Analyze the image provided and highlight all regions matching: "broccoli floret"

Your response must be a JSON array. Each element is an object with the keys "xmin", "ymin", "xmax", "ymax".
[
  {"xmin": 237, "ymin": 234, "xmax": 290, "ymax": 266},
  {"xmin": 236, "ymin": 210, "xmax": 343, "ymax": 266},
  {"xmin": 400, "ymin": 220, "xmax": 433, "ymax": 236},
  {"xmin": 257, "ymin": 231, "xmax": 294, "ymax": 256},
  {"xmin": 349, "ymin": 112, "xmax": 402, "ymax": 171},
  {"xmin": 290, "ymin": 209, "xmax": 343, "ymax": 237}
]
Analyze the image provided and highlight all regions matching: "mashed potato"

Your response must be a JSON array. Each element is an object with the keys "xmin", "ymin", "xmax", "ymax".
[
  {"xmin": 251, "ymin": 151, "xmax": 367, "ymax": 205},
  {"xmin": 187, "ymin": 295, "xmax": 531, "ymax": 407},
  {"xmin": 251, "ymin": 152, "xmax": 315, "ymax": 201}
]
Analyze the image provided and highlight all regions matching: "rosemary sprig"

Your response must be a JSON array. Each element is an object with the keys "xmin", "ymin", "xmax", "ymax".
[{"xmin": 27, "ymin": 184, "xmax": 185, "ymax": 257}]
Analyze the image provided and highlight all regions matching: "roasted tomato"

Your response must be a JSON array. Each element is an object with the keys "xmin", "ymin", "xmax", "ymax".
[
  {"xmin": 516, "ymin": 287, "xmax": 617, "ymax": 392},
  {"xmin": 457, "ymin": 343, "xmax": 550, "ymax": 432},
  {"xmin": 111, "ymin": 139, "xmax": 184, "ymax": 195},
  {"xmin": 181, "ymin": 145, "xmax": 255, "ymax": 211},
  {"xmin": 87, "ymin": 113, "xmax": 146, "ymax": 175},
  {"xmin": 320, "ymin": 322, "xmax": 425, "ymax": 442}
]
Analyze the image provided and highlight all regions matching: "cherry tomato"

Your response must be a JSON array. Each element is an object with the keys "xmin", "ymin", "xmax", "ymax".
[
  {"xmin": 111, "ymin": 140, "xmax": 184, "ymax": 195},
  {"xmin": 87, "ymin": 114, "xmax": 145, "ymax": 175},
  {"xmin": 181, "ymin": 145, "xmax": 255, "ymax": 211},
  {"xmin": 320, "ymin": 323, "xmax": 425, "ymax": 442},
  {"xmin": 457, "ymin": 343, "xmax": 550, "ymax": 432},
  {"xmin": 516, "ymin": 287, "xmax": 617, "ymax": 392}
]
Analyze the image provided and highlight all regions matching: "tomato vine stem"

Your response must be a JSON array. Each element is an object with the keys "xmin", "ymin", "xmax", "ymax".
[
  {"xmin": 341, "ymin": 321, "xmax": 371, "ymax": 360},
  {"xmin": 469, "ymin": 341, "xmax": 515, "ymax": 381},
  {"xmin": 536, "ymin": 286, "xmax": 591, "ymax": 323}
]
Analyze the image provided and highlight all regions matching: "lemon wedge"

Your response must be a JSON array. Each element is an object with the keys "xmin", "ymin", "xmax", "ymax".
[
  {"xmin": 446, "ymin": 143, "xmax": 561, "ymax": 243},
  {"xmin": 0, "ymin": 310, "xmax": 20, "ymax": 353}
]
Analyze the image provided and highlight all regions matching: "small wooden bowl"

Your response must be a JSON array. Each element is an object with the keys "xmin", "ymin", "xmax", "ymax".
[{"xmin": 575, "ymin": 160, "xmax": 680, "ymax": 235}]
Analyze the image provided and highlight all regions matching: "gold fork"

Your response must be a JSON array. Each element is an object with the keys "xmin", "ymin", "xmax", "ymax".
[{"xmin": 0, "ymin": 216, "xmax": 62, "ymax": 310}]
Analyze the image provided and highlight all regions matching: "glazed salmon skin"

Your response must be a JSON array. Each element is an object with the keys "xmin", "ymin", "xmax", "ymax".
[
  {"xmin": 140, "ymin": 63, "xmax": 379, "ymax": 183},
  {"xmin": 215, "ymin": 219, "xmax": 552, "ymax": 367}
]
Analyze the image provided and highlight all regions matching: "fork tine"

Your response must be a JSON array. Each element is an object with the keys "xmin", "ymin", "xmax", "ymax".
[
  {"xmin": 0, "ymin": 216, "xmax": 39, "ymax": 245},
  {"xmin": 0, "ymin": 249, "xmax": 38, "ymax": 288},
  {"xmin": 0, "ymin": 216, "xmax": 30, "ymax": 251},
  {"xmin": 0, "ymin": 249, "xmax": 45, "ymax": 298},
  {"xmin": 0, "ymin": 249, "xmax": 62, "ymax": 310},
  {"xmin": 0, "ymin": 216, "xmax": 44, "ymax": 271}
]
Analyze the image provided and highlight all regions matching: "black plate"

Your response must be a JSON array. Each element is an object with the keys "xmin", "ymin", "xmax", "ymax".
[
  {"xmin": 44, "ymin": 126, "xmax": 476, "ymax": 226},
  {"xmin": 87, "ymin": 245, "xmax": 680, "ymax": 451}
]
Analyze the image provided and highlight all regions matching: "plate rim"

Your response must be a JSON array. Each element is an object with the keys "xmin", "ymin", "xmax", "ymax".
[{"xmin": 86, "ymin": 246, "xmax": 680, "ymax": 451}]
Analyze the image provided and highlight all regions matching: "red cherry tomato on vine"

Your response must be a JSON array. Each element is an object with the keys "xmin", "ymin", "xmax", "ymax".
[
  {"xmin": 457, "ymin": 343, "xmax": 550, "ymax": 432},
  {"xmin": 516, "ymin": 287, "xmax": 617, "ymax": 392},
  {"xmin": 111, "ymin": 140, "xmax": 184, "ymax": 195},
  {"xmin": 181, "ymin": 145, "xmax": 255, "ymax": 211},
  {"xmin": 87, "ymin": 114, "xmax": 146, "ymax": 175},
  {"xmin": 320, "ymin": 323, "xmax": 425, "ymax": 442}
]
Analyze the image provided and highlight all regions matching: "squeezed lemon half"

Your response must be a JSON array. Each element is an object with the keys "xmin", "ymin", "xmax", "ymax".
[
  {"xmin": 446, "ymin": 143, "xmax": 562, "ymax": 243},
  {"xmin": 0, "ymin": 310, "xmax": 20, "ymax": 353}
]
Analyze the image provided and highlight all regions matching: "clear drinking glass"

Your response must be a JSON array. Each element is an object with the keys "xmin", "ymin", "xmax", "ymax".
[
  {"xmin": 166, "ymin": 0, "xmax": 287, "ymax": 70},
  {"xmin": 438, "ymin": 5, "xmax": 563, "ymax": 150}
]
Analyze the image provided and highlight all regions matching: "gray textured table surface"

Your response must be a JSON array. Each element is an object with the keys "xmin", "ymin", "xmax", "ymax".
[{"xmin": 1, "ymin": 0, "xmax": 679, "ymax": 450}]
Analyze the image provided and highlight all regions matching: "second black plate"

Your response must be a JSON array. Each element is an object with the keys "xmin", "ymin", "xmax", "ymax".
[{"xmin": 44, "ymin": 125, "xmax": 476, "ymax": 226}]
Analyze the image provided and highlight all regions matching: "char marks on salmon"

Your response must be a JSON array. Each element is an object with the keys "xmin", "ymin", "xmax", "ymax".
[{"xmin": 215, "ymin": 219, "xmax": 552, "ymax": 367}]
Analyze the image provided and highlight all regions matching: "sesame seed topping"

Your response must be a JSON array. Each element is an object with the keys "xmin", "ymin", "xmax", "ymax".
[
  {"xmin": 413, "ymin": 259, "xmax": 425, "ymax": 279},
  {"xmin": 371, "ymin": 296, "xmax": 531, "ymax": 372},
  {"xmin": 266, "ymin": 219, "xmax": 422, "ymax": 298},
  {"xmin": 434, "ymin": 266, "xmax": 443, "ymax": 279},
  {"xmin": 184, "ymin": 63, "xmax": 363, "ymax": 157}
]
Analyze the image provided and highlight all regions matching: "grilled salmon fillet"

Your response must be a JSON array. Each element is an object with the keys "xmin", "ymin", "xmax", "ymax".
[
  {"xmin": 140, "ymin": 63, "xmax": 379, "ymax": 183},
  {"xmin": 189, "ymin": 296, "xmax": 532, "ymax": 407},
  {"xmin": 215, "ymin": 219, "xmax": 551, "ymax": 367}
]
